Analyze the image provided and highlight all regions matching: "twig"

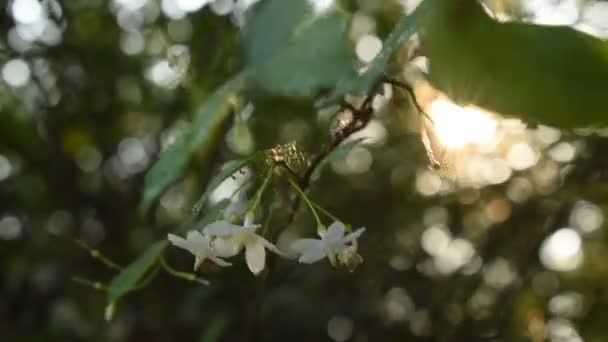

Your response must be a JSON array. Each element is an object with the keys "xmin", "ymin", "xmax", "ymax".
[
  {"xmin": 382, "ymin": 74, "xmax": 433, "ymax": 124},
  {"xmin": 246, "ymin": 76, "xmax": 387, "ymax": 341}
]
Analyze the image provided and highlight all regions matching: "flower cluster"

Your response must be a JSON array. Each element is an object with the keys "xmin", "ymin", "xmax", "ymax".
[
  {"xmin": 168, "ymin": 212, "xmax": 281, "ymax": 276},
  {"xmin": 169, "ymin": 217, "xmax": 365, "ymax": 275},
  {"xmin": 290, "ymin": 221, "xmax": 365, "ymax": 270},
  {"xmin": 168, "ymin": 159, "xmax": 366, "ymax": 277}
]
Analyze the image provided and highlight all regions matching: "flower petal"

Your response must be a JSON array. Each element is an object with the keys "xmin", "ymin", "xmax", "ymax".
[
  {"xmin": 245, "ymin": 241, "xmax": 266, "ymax": 275},
  {"xmin": 323, "ymin": 221, "xmax": 346, "ymax": 242},
  {"xmin": 298, "ymin": 246, "xmax": 327, "ymax": 264},
  {"xmin": 257, "ymin": 236, "xmax": 285, "ymax": 256},
  {"xmin": 168, "ymin": 233, "xmax": 188, "ymax": 250},
  {"xmin": 169, "ymin": 232, "xmax": 205, "ymax": 256},
  {"xmin": 186, "ymin": 230, "xmax": 210, "ymax": 245},
  {"xmin": 194, "ymin": 256, "xmax": 205, "ymax": 271},
  {"xmin": 290, "ymin": 238, "xmax": 323, "ymax": 254},
  {"xmin": 208, "ymin": 255, "xmax": 232, "ymax": 267},
  {"xmin": 344, "ymin": 227, "xmax": 366, "ymax": 243},
  {"xmin": 213, "ymin": 237, "xmax": 241, "ymax": 257},
  {"xmin": 204, "ymin": 220, "xmax": 241, "ymax": 236}
]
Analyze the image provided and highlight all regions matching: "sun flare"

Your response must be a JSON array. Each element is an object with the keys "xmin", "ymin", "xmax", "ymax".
[{"xmin": 428, "ymin": 97, "xmax": 498, "ymax": 149}]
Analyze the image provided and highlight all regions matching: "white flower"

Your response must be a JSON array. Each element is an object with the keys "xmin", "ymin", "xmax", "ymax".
[
  {"xmin": 168, "ymin": 230, "xmax": 232, "ymax": 271},
  {"xmin": 290, "ymin": 221, "xmax": 365, "ymax": 267},
  {"xmin": 204, "ymin": 214, "xmax": 282, "ymax": 275}
]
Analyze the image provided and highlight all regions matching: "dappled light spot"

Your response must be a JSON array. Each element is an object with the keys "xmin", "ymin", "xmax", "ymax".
[
  {"xmin": 160, "ymin": 185, "xmax": 190, "ymax": 219},
  {"xmin": 210, "ymin": 0, "xmax": 235, "ymax": 15},
  {"xmin": 114, "ymin": 0, "xmax": 147, "ymax": 11},
  {"xmin": 0, "ymin": 155, "xmax": 13, "ymax": 181},
  {"xmin": 308, "ymin": 0, "xmax": 333, "ymax": 14},
  {"xmin": 120, "ymin": 32, "xmax": 145, "ymax": 55},
  {"xmin": 118, "ymin": 137, "xmax": 149, "ymax": 173},
  {"xmin": 434, "ymin": 238, "xmax": 476, "ymax": 275},
  {"xmin": 389, "ymin": 255, "xmax": 412, "ymax": 271},
  {"xmin": 484, "ymin": 197, "xmax": 512, "ymax": 224},
  {"xmin": 540, "ymin": 228, "xmax": 583, "ymax": 272},
  {"xmin": 356, "ymin": 34, "xmax": 382, "ymax": 63},
  {"xmin": 345, "ymin": 147, "xmax": 373, "ymax": 174},
  {"xmin": 0, "ymin": 216, "xmax": 22, "ymax": 240},
  {"xmin": 80, "ymin": 217, "xmax": 106, "ymax": 246},
  {"xmin": 146, "ymin": 59, "xmax": 182, "ymax": 88},
  {"xmin": 549, "ymin": 292, "xmax": 585, "ymax": 319},
  {"xmin": 422, "ymin": 205, "xmax": 449, "ymax": 227},
  {"xmin": 2, "ymin": 59, "xmax": 31, "ymax": 87},
  {"xmin": 570, "ymin": 200, "xmax": 603, "ymax": 234},
  {"xmin": 523, "ymin": 0, "xmax": 578, "ymax": 26},
  {"xmin": 175, "ymin": 0, "xmax": 211, "ymax": 13},
  {"xmin": 415, "ymin": 170, "xmax": 442, "ymax": 196},
  {"xmin": 482, "ymin": 258, "xmax": 516, "ymax": 289},
  {"xmin": 75, "ymin": 146, "xmax": 103, "ymax": 173},
  {"xmin": 327, "ymin": 315, "xmax": 354, "ymax": 342},
  {"xmin": 349, "ymin": 120, "xmax": 387, "ymax": 146},
  {"xmin": 332, "ymin": 146, "xmax": 374, "ymax": 175},
  {"xmin": 162, "ymin": 0, "xmax": 187, "ymax": 19},
  {"xmin": 46, "ymin": 210, "xmax": 74, "ymax": 236},
  {"xmin": 548, "ymin": 142, "xmax": 576, "ymax": 163},
  {"xmin": 421, "ymin": 224, "xmax": 450, "ymax": 257},
  {"xmin": 384, "ymin": 287, "xmax": 415, "ymax": 323},
  {"xmin": 11, "ymin": 0, "xmax": 43, "ymax": 24},
  {"xmin": 409, "ymin": 309, "xmax": 431, "ymax": 336},
  {"xmin": 468, "ymin": 286, "xmax": 497, "ymax": 319},
  {"xmin": 546, "ymin": 318, "xmax": 583, "ymax": 342},
  {"xmin": 534, "ymin": 125, "xmax": 562, "ymax": 146},
  {"xmin": 349, "ymin": 12, "xmax": 376, "ymax": 41},
  {"xmin": 507, "ymin": 142, "xmax": 538, "ymax": 171}
]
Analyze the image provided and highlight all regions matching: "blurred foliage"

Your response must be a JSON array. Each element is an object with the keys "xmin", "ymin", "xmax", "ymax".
[{"xmin": 2, "ymin": 0, "xmax": 608, "ymax": 342}]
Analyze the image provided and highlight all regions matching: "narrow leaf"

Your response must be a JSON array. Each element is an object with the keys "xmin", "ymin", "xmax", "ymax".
[
  {"xmin": 107, "ymin": 240, "xmax": 168, "ymax": 306},
  {"xmin": 140, "ymin": 72, "xmax": 248, "ymax": 215}
]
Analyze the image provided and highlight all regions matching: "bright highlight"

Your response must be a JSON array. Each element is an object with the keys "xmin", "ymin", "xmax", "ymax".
[{"xmin": 428, "ymin": 97, "xmax": 498, "ymax": 149}]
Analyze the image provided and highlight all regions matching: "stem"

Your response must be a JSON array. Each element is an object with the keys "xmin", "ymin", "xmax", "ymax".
[
  {"xmin": 73, "ymin": 238, "xmax": 123, "ymax": 271},
  {"xmin": 310, "ymin": 201, "xmax": 342, "ymax": 226},
  {"xmin": 287, "ymin": 178, "xmax": 323, "ymax": 230},
  {"xmin": 132, "ymin": 264, "xmax": 161, "ymax": 291},
  {"xmin": 247, "ymin": 166, "xmax": 274, "ymax": 216},
  {"xmin": 160, "ymin": 254, "xmax": 210, "ymax": 286},
  {"xmin": 71, "ymin": 276, "xmax": 107, "ymax": 291},
  {"xmin": 382, "ymin": 75, "xmax": 433, "ymax": 124},
  {"xmin": 247, "ymin": 75, "xmax": 385, "ymax": 341}
]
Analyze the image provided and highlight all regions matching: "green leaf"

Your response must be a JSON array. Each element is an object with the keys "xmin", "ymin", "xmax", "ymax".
[
  {"xmin": 311, "ymin": 138, "xmax": 367, "ymax": 181},
  {"xmin": 140, "ymin": 72, "xmax": 248, "ymax": 215},
  {"xmin": 245, "ymin": 0, "xmax": 356, "ymax": 97},
  {"xmin": 422, "ymin": 0, "xmax": 608, "ymax": 129},
  {"xmin": 106, "ymin": 240, "xmax": 168, "ymax": 308},
  {"xmin": 243, "ymin": 0, "xmax": 311, "ymax": 66},
  {"xmin": 319, "ymin": 0, "xmax": 434, "ymax": 106},
  {"xmin": 192, "ymin": 157, "xmax": 259, "ymax": 219}
]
